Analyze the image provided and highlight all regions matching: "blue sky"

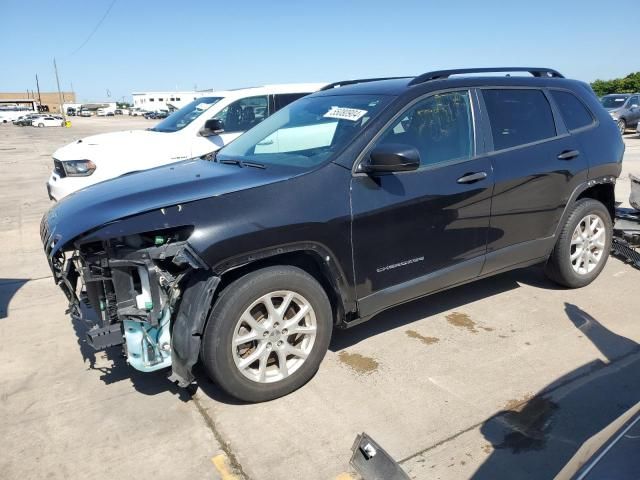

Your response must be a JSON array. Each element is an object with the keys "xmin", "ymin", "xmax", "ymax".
[{"xmin": 2, "ymin": 0, "xmax": 637, "ymax": 102}]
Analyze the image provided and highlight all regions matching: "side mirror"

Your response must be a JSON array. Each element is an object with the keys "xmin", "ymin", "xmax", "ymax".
[
  {"xmin": 200, "ymin": 118, "xmax": 225, "ymax": 137},
  {"xmin": 361, "ymin": 143, "xmax": 420, "ymax": 174}
]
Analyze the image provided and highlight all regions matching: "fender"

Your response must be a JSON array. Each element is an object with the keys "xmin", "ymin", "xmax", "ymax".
[
  {"xmin": 552, "ymin": 174, "xmax": 618, "ymax": 239},
  {"xmin": 211, "ymin": 241, "xmax": 356, "ymax": 315}
]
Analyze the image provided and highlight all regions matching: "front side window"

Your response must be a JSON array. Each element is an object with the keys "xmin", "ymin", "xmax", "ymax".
[
  {"xmin": 629, "ymin": 96, "xmax": 640, "ymax": 107},
  {"xmin": 482, "ymin": 89, "xmax": 556, "ymax": 150},
  {"xmin": 148, "ymin": 96, "xmax": 223, "ymax": 132},
  {"xmin": 550, "ymin": 90, "xmax": 594, "ymax": 131},
  {"xmin": 211, "ymin": 96, "xmax": 268, "ymax": 132},
  {"xmin": 375, "ymin": 91, "xmax": 474, "ymax": 168},
  {"xmin": 217, "ymin": 94, "xmax": 392, "ymax": 169}
]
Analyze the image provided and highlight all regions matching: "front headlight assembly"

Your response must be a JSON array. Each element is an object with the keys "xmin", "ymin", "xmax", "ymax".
[{"xmin": 63, "ymin": 159, "xmax": 96, "ymax": 176}]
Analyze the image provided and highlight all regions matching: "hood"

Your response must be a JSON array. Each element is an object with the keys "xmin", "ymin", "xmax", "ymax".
[
  {"xmin": 53, "ymin": 129, "xmax": 176, "ymax": 161},
  {"xmin": 43, "ymin": 159, "xmax": 293, "ymax": 256}
]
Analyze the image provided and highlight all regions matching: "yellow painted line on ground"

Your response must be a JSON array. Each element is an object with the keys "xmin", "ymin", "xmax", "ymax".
[
  {"xmin": 211, "ymin": 454, "xmax": 240, "ymax": 480},
  {"xmin": 335, "ymin": 473, "xmax": 356, "ymax": 480}
]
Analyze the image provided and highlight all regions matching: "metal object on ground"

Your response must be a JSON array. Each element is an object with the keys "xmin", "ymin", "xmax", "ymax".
[
  {"xmin": 630, "ymin": 174, "xmax": 640, "ymax": 211},
  {"xmin": 612, "ymin": 206, "xmax": 640, "ymax": 269},
  {"xmin": 350, "ymin": 433, "xmax": 410, "ymax": 480}
]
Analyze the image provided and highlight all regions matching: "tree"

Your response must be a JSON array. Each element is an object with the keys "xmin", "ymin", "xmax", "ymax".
[{"xmin": 591, "ymin": 72, "xmax": 640, "ymax": 96}]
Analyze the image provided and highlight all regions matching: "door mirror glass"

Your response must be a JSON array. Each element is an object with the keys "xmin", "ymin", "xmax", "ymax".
[
  {"xmin": 200, "ymin": 118, "xmax": 225, "ymax": 137},
  {"xmin": 362, "ymin": 143, "xmax": 420, "ymax": 173}
]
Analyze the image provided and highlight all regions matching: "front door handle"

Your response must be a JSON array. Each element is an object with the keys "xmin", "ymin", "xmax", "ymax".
[
  {"xmin": 457, "ymin": 171, "xmax": 487, "ymax": 184},
  {"xmin": 557, "ymin": 149, "xmax": 580, "ymax": 160}
]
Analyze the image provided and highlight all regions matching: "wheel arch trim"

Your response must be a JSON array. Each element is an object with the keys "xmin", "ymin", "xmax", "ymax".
[{"xmin": 211, "ymin": 241, "xmax": 356, "ymax": 318}]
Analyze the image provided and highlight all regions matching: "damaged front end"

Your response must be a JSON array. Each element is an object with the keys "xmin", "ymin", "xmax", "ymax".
[{"xmin": 41, "ymin": 218, "xmax": 216, "ymax": 386}]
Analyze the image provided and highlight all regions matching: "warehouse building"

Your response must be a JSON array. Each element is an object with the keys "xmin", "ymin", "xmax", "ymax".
[
  {"xmin": 131, "ymin": 90, "xmax": 212, "ymax": 112},
  {"xmin": 0, "ymin": 91, "xmax": 75, "ymax": 113}
]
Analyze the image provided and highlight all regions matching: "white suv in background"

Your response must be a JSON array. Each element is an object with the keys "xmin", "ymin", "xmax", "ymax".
[{"xmin": 47, "ymin": 83, "xmax": 324, "ymax": 200}]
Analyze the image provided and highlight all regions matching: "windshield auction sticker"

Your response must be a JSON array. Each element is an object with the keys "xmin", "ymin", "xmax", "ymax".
[{"xmin": 324, "ymin": 106, "xmax": 367, "ymax": 121}]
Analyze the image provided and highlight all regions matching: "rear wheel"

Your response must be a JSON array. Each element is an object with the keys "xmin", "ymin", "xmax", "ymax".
[
  {"xmin": 617, "ymin": 118, "xmax": 626, "ymax": 135},
  {"xmin": 545, "ymin": 199, "xmax": 612, "ymax": 288},
  {"xmin": 201, "ymin": 266, "xmax": 333, "ymax": 402}
]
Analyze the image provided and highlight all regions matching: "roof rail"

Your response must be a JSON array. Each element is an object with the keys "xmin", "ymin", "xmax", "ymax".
[
  {"xmin": 408, "ymin": 67, "xmax": 564, "ymax": 86},
  {"xmin": 320, "ymin": 77, "xmax": 411, "ymax": 91}
]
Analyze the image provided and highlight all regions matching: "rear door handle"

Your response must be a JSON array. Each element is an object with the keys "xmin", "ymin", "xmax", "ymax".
[
  {"xmin": 457, "ymin": 171, "xmax": 487, "ymax": 184},
  {"xmin": 557, "ymin": 149, "xmax": 580, "ymax": 160}
]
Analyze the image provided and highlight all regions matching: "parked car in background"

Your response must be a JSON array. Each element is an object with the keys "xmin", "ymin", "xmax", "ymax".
[
  {"xmin": 47, "ymin": 83, "xmax": 324, "ymax": 200},
  {"xmin": 600, "ymin": 93, "xmax": 640, "ymax": 134},
  {"xmin": 114, "ymin": 109, "xmax": 125, "ymax": 115},
  {"xmin": 78, "ymin": 110, "xmax": 92, "ymax": 117},
  {"xmin": 12, "ymin": 113, "xmax": 40, "ymax": 126},
  {"xmin": 129, "ymin": 108, "xmax": 147, "ymax": 116},
  {"xmin": 33, "ymin": 116, "xmax": 64, "ymax": 127},
  {"xmin": 41, "ymin": 68, "xmax": 623, "ymax": 401},
  {"xmin": 66, "ymin": 107, "xmax": 76, "ymax": 116},
  {"xmin": 97, "ymin": 108, "xmax": 116, "ymax": 116}
]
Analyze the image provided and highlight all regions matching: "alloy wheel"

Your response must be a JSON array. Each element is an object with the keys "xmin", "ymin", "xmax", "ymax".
[
  {"xmin": 570, "ymin": 214, "xmax": 606, "ymax": 275},
  {"xmin": 231, "ymin": 290, "xmax": 317, "ymax": 383}
]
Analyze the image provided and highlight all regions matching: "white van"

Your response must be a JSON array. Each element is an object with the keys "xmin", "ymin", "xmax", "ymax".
[{"xmin": 47, "ymin": 83, "xmax": 324, "ymax": 200}]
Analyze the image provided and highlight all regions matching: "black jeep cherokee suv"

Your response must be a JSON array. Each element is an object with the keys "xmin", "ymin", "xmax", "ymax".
[{"xmin": 41, "ymin": 67, "xmax": 624, "ymax": 402}]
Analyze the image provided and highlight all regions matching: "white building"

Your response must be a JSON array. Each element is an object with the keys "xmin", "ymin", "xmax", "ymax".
[{"xmin": 131, "ymin": 91, "xmax": 211, "ymax": 112}]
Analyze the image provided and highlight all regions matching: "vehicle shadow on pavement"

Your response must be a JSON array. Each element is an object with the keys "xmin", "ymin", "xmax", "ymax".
[
  {"xmin": 0, "ymin": 278, "xmax": 29, "ymax": 319},
  {"xmin": 70, "ymin": 306, "xmax": 192, "ymax": 402},
  {"xmin": 471, "ymin": 302, "xmax": 640, "ymax": 479}
]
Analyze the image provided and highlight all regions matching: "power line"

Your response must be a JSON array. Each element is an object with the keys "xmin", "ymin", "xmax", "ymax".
[{"xmin": 67, "ymin": 0, "xmax": 117, "ymax": 57}]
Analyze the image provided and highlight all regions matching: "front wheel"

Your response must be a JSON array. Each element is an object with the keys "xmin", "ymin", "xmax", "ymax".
[
  {"xmin": 201, "ymin": 266, "xmax": 333, "ymax": 402},
  {"xmin": 617, "ymin": 119, "xmax": 626, "ymax": 135},
  {"xmin": 38, "ymin": 123, "xmax": 44, "ymax": 128},
  {"xmin": 545, "ymin": 199, "xmax": 612, "ymax": 288}
]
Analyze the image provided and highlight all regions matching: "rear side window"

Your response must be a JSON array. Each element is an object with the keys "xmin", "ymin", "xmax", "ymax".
[
  {"xmin": 551, "ymin": 90, "xmax": 594, "ymax": 131},
  {"xmin": 274, "ymin": 93, "xmax": 308, "ymax": 111},
  {"xmin": 482, "ymin": 89, "xmax": 556, "ymax": 151}
]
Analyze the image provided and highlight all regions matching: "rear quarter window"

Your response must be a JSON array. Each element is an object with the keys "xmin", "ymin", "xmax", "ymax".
[
  {"xmin": 482, "ymin": 89, "xmax": 556, "ymax": 151},
  {"xmin": 550, "ymin": 90, "xmax": 594, "ymax": 131}
]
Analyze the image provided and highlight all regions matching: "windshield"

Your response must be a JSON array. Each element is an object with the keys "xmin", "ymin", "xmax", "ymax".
[
  {"xmin": 216, "ymin": 94, "xmax": 392, "ymax": 169},
  {"xmin": 601, "ymin": 95, "xmax": 629, "ymax": 109},
  {"xmin": 149, "ymin": 96, "xmax": 223, "ymax": 132}
]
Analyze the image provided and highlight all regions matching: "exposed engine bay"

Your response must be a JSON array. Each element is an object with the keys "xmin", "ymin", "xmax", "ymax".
[{"xmin": 40, "ymin": 221, "xmax": 212, "ymax": 385}]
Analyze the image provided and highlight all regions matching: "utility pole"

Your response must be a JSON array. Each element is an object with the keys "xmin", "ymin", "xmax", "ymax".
[
  {"xmin": 53, "ymin": 58, "xmax": 67, "ymax": 121},
  {"xmin": 35, "ymin": 74, "xmax": 42, "ymax": 106}
]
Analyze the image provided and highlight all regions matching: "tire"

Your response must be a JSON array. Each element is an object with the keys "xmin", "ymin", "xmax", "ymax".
[
  {"xmin": 38, "ymin": 123, "xmax": 44, "ymax": 128},
  {"xmin": 201, "ymin": 266, "xmax": 333, "ymax": 402},
  {"xmin": 617, "ymin": 118, "xmax": 626, "ymax": 135},
  {"xmin": 545, "ymin": 198, "xmax": 612, "ymax": 288}
]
